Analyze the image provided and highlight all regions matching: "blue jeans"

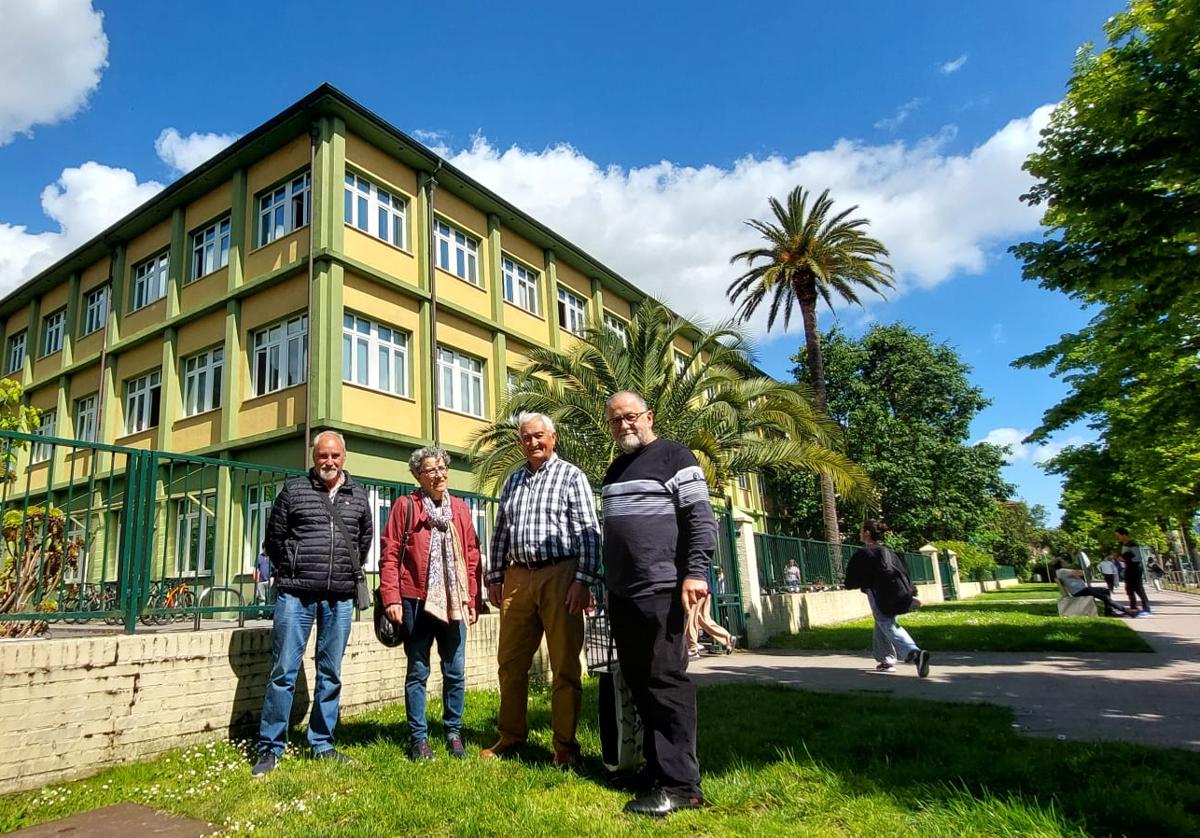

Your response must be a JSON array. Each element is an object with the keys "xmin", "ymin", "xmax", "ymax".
[
  {"xmin": 402, "ymin": 598, "xmax": 467, "ymax": 745},
  {"xmin": 258, "ymin": 591, "xmax": 354, "ymax": 756},
  {"xmin": 866, "ymin": 591, "xmax": 919, "ymax": 664}
]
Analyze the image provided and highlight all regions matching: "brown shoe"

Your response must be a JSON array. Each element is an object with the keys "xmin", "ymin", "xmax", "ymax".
[
  {"xmin": 479, "ymin": 740, "xmax": 522, "ymax": 760},
  {"xmin": 551, "ymin": 746, "xmax": 579, "ymax": 770}
]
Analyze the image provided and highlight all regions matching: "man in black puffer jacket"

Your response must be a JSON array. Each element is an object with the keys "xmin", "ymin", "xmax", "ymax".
[{"xmin": 252, "ymin": 430, "xmax": 373, "ymax": 776}]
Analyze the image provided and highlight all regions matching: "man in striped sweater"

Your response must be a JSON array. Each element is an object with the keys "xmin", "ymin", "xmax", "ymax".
[{"xmin": 602, "ymin": 390, "xmax": 716, "ymax": 817}]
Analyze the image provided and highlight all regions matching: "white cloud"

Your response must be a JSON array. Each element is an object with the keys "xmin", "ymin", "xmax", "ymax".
[
  {"xmin": 874, "ymin": 98, "xmax": 926, "ymax": 132},
  {"xmin": 977, "ymin": 427, "xmax": 1088, "ymax": 464},
  {"xmin": 436, "ymin": 105, "xmax": 1054, "ymax": 334},
  {"xmin": 0, "ymin": 163, "xmax": 163, "ymax": 295},
  {"xmin": 941, "ymin": 54, "xmax": 969, "ymax": 74},
  {"xmin": 991, "ymin": 323, "xmax": 1006, "ymax": 344},
  {"xmin": 155, "ymin": 128, "xmax": 241, "ymax": 175},
  {"xmin": 0, "ymin": 0, "xmax": 108, "ymax": 144}
]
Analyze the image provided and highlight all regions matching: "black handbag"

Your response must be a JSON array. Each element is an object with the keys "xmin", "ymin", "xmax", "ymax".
[{"xmin": 373, "ymin": 497, "xmax": 413, "ymax": 647}]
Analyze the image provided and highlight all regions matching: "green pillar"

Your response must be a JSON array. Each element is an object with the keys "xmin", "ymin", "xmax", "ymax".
[
  {"xmin": 213, "ymin": 459, "xmax": 237, "ymax": 587},
  {"xmin": 22, "ymin": 296, "xmax": 40, "ymax": 387},
  {"xmin": 63, "ymin": 273, "xmax": 80, "ymax": 367},
  {"xmin": 488, "ymin": 214, "xmax": 503, "ymax": 326},
  {"xmin": 417, "ymin": 174, "xmax": 433, "ymax": 294},
  {"xmin": 166, "ymin": 207, "xmax": 186, "ymax": 319},
  {"xmin": 308, "ymin": 260, "xmax": 343, "ymax": 426},
  {"xmin": 220, "ymin": 300, "xmax": 242, "ymax": 442},
  {"xmin": 107, "ymin": 246, "xmax": 127, "ymax": 344},
  {"xmin": 491, "ymin": 331, "xmax": 508, "ymax": 417},
  {"xmin": 544, "ymin": 249, "xmax": 560, "ymax": 350},
  {"xmin": 591, "ymin": 277, "xmax": 605, "ymax": 325},
  {"xmin": 156, "ymin": 327, "xmax": 179, "ymax": 451},
  {"xmin": 228, "ymin": 168, "xmax": 247, "ymax": 292},
  {"xmin": 418, "ymin": 299, "xmax": 434, "ymax": 440},
  {"xmin": 52, "ymin": 373, "xmax": 71, "ymax": 481},
  {"xmin": 97, "ymin": 355, "xmax": 118, "ymax": 443}
]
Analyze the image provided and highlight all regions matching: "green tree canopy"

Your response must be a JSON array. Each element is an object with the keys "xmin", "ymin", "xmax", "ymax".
[
  {"xmin": 1012, "ymin": 0, "xmax": 1200, "ymax": 530},
  {"xmin": 470, "ymin": 300, "xmax": 872, "ymax": 501},
  {"xmin": 769, "ymin": 323, "xmax": 1012, "ymax": 550}
]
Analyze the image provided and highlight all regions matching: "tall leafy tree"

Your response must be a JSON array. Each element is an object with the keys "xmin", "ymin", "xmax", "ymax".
[
  {"xmin": 728, "ymin": 186, "xmax": 893, "ymax": 543},
  {"xmin": 470, "ymin": 300, "xmax": 871, "ymax": 504},
  {"xmin": 770, "ymin": 324, "xmax": 1012, "ymax": 550},
  {"xmin": 1012, "ymin": 0, "xmax": 1200, "ymax": 531}
]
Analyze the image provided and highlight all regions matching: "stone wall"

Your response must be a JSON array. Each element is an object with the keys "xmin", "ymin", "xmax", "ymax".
[{"xmin": 0, "ymin": 613, "xmax": 544, "ymax": 795}]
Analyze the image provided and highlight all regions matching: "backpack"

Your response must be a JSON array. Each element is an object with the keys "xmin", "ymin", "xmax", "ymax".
[{"xmin": 874, "ymin": 547, "xmax": 917, "ymax": 617}]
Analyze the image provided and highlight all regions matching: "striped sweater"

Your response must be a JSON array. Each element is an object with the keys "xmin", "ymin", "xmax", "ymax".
[{"xmin": 601, "ymin": 438, "xmax": 717, "ymax": 598}]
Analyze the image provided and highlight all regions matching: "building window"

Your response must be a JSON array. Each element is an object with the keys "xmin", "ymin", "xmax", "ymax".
[
  {"xmin": 182, "ymin": 347, "xmax": 224, "ymax": 416},
  {"xmin": 82, "ymin": 285, "xmax": 108, "ymax": 336},
  {"xmin": 674, "ymin": 351, "xmax": 689, "ymax": 377},
  {"xmin": 244, "ymin": 481, "xmax": 281, "ymax": 572},
  {"xmin": 41, "ymin": 309, "xmax": 66, "ymax": 357},
  {"xmin": 506, "ymin": 369, "xmax": 520, "ymax": 395},
  {"xmin": 434, "ymin": 219, "xmax": 479, "ymax": 285},
  {"xmin": 190, "ymin": 217, "xmax": 231, "ymax": 281},
  {"xmin": 124, "ymin": 370, "xmax": 162, "ymax": 434},
  {"xmin": 502, "ymin": 257, "xmax": 540, "ymax": 314},
  {"xmin": 437, "ymin": 347, "xmax": 485, "ymax": 418},
  {"xmin": 342, "ymin": 312, "xmax": 409, "ymax": 396},
  {"xmin": 557, "ymin": 287, "xmax": 587, "ymax": 336},
  {"xmin": 344, "ymin": 173, "xmax": 408, "ymax": 249},
  {"xmin": 33, "ymin": 410, "xmax": 56, "ymax": 463},
  {"xmin": 131, "ymin": 252, "xmax": 169, "ymax": 311},
  {"xmin": 464, "ymin": 495, "xmax": 492, "ymax": 561},
  {"xmin": 257, "ymin": 171, "xmax": 311, "ymax": 247},
  {"xmin": 6, "ymin": 332, "xmax": 26, "ymax": 374},
  {"xmin": 74, "ymin": 394, "xmax": 97, "ymax": 443},
  {"xmin": 176, "ymin": 491, "xmax": 216, "ymax": 577},
  {"xmin": 604, "ymin": 312, "xmax": 628, "ymax": 346},
  {"xmin": 252, "ymin": 314, "xmax": 308, "ymax": 396},
  {"xmin": 737, "ymin": 473, "xmax": 750, "ymax": 491}
]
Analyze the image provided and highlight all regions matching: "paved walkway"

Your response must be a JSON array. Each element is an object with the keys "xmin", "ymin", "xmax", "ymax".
[{"xmin": 691, "ymin": 587, "xmax": 1200, "ymax": 751}]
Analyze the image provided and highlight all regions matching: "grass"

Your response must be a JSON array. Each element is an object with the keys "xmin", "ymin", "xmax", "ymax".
[
  {"xmin": 769, "ymin": 585, "xmax": 1153, "ymax": 653},
  {"xmin": 1, "ymin": 682, "xmax": 1197, "ymax": 837}
]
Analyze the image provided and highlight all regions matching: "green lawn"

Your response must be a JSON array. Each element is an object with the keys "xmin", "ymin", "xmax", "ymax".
[
  {"xmin": 1, "ymin": 683, "xmax": 1196, "ymax": 837},
  {"xmin": 769, "ymin": 589, "xmax": 1152, "ymax": 653}
]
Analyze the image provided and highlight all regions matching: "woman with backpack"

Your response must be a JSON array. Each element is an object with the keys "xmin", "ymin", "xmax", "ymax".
[{"xmin": 843, "ymin": 520, "xmax": 931, "ymax": 677}]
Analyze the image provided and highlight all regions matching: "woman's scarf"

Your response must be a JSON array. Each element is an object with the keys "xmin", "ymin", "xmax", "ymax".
[{"xmin": 422, "ymin": 492, "xmax": 470, "ymax": 623}]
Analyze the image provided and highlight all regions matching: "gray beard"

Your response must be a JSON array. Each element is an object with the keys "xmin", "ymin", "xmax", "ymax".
[{"xmin": 617, "ymin": 435, "xmax": 644, "ymax": 454}]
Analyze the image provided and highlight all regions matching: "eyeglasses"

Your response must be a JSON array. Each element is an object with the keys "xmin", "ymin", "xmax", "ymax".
[
  {"xmin": 607, "ymin": 410, "xmax": 648, "ymax": 428},
  {"xmin": 419, "ymin": 465, "xmax": 448, "ymax": 477}
]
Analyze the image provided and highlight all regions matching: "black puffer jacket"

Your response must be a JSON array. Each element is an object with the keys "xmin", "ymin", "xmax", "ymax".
[{"xmin": 266, "ymin": 469, "xmax": 373, "ymax": 598}]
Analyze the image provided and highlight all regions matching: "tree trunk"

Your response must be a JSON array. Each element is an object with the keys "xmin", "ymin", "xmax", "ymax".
[{"xmin": 799, "ymin": 293, "xmax": 841, "ymax": 544}]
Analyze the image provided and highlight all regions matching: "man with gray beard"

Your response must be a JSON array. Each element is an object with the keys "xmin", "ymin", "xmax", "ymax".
[{"xmin": 600, "ymin": 391, "xmax": 716, "ymax": 816}]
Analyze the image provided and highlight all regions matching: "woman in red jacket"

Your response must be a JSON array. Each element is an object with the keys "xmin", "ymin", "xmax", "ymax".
[{"xmin": 379, "ymin": 445, "xmax": 482, "ymax": 761}]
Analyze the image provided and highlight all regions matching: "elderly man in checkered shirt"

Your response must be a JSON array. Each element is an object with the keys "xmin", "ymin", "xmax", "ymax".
[{"xmin": 481, "ymin": 412, "xmax": 601, "ymax": 768}]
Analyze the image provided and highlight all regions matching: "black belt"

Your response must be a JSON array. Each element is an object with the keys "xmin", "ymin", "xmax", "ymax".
[{"xmin": 510, "ymin": 555, "xmax": 573, "ymax": 571}]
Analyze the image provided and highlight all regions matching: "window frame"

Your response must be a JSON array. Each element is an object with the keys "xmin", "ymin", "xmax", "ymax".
[
  {"xmin": 81, "ymin": 285, "xmax": 109, "ymax": 336},
  {"xmin": 181, "ymin": 346, "xmax": 224, "ymax": 417},
  {"xmin": 243, "ymin": 481, "xmax": 282, "ymax": 572},
  {"xmin": 124, "ymin": 369, "xmax": 162, "ymax": 435},
  {"xmin": 130, "ymin": 251, "xmax": 169, "ymax": 312},
  {"xmin": 175, "ymin": 491, "xmax": 217, "ymax": 578},
  {"xmin": 32, "ymin": 410, "xmax": 56, "ymax": 464},
  {"xmin": 189, "ymin": 216, "xmax": 232, "ymax": 282},
  {"xmin": 256, "ymin": 171, "xmax": 311, "ymax": 248},
  {"xmin": 344, "ymin": 172, "xmax": 409, "ymax": 250},
  {"xmin": 251, "ymin": 314, "xmax": 308, "ymax": 397},
  {"xmin": 557, "ymin": 287, "xmax": 588, "ymax": 336},
  {"xmin": 341, "ymin": 312, "xmax": 410, "ymax": 397},
  {"xmin": 6, "ymin": 332, "xmax": 26, "ymax": 374},
  {"xmin": 437, "ymin": 346, "xmax": 486, "ymax": 418},
  {"xmin": 502, "ymin": 256, "xmax": 541, "ymax": 315},
  {"xmin": 74, "ymin": 394, "xmax": 98, "ymax": 444},
  {"xmin": 433, "ymin": 219, "xmax": 480, "ymax": 285},
  {"xmin": 40, "ymin": 308, "xmax": 66, "ymax": 357},
  {"xmin": 603, "ymin": 312, "xmax": 629, "ymax": 346}
]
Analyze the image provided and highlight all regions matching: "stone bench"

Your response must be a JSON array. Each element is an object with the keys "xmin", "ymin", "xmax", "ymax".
[{"xmin": 1057, "ymin": 594, "xmax": 1098, "ymax": 617}]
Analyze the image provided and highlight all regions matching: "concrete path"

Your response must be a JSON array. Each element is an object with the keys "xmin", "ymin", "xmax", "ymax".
[{"xmin": 691, "ymin": 587, "xmax": 1200, "ymax": 751}]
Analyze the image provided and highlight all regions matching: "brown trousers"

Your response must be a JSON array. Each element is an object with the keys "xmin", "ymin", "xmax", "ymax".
[{"xmin": 495, "ymin": 560, "xmax": 584, "ymax": 751}]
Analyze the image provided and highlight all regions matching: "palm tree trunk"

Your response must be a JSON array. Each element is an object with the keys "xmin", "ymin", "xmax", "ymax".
[{"xmin": 799, "ymin": 293, "xmax": 842, "ymax": 545}]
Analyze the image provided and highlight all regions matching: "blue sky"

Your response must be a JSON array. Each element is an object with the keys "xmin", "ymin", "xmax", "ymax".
[{"xmin": 0, "ymin": 0, "xmax": 1125, "ymax": 522}]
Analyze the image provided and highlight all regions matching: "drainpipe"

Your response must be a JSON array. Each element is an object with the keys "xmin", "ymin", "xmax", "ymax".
[
  {"xmin": 304, "ymin": 123, "xmax": 318, "ymax": 463},
  {"xmin": 427, "ymin": 162, "xmax": 442, "ymax": 446}
]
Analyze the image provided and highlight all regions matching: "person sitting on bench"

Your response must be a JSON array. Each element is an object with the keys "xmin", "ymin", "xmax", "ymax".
[{"xmin": 1053, "ymin": 559, "xmax": 1137, "ymax": 618}]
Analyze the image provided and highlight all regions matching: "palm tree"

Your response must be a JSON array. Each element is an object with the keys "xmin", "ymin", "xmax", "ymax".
[
  {"xmin": 471, "ymin": 299, "xmax": 870, "ymax": 508},
  {"xmin": 728, "ymin": 186, "xmax": 893, "ymax": 543}
]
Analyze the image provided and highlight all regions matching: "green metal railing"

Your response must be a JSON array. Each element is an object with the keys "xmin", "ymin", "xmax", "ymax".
[{"xmin": 753, "ymin": 531, "xmax": 935, "ymax": 593}]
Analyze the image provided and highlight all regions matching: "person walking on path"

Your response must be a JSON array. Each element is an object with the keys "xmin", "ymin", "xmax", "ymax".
[
  {"xmin": 482, "ymin": 413, "xmax": 602, "ymax": 769},
  {"xmin": 843, "ymin": 520, "xmax": 930, "ymax": 677},
  {"xmin": 1053, "ymin": 558, "xmax": 1138, "ymax": 617},
  {"xmin": 602, "ymin": 390, "xmax": 714, "ymax": 817},
  {"xmin": 252, "ymin": 431, "xmax": 373, "ymax": 776},
  {"xmin": 1098, "ymin": 554, "xmax": 1118, "ymax": 593},
  {"xmin": 1116, "ymin": 527, "xmax": 1152, "ymax": 616},
  {"xmin": 379, "ymin": 445, "xmax": 481, "ymax": 761}
]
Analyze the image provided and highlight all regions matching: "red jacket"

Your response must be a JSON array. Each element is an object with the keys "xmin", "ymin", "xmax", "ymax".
[{"xmin": 379, "ymin": 491, "xmax": 482, "ymax": 609}]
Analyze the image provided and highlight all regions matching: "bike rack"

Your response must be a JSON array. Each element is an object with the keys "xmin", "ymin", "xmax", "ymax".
[{"xmin": 193, "ymin": 586, "xmax": 246, "ymax": 631}]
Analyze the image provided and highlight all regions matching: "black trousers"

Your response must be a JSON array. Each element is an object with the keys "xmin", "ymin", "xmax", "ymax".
[
  {"xmin": 1102, "ymin": 573, "xmax": 1116, "ymax": 592},
  {"xmin": 609, "ymin": 590, "xmax": 701, "ymax": 797},
  {"xmin": 1072, "ymin": 586, "xmax": 1125, "ymax": 617},
  {"xmin": 1125, "ymin": 564, "xmax": 1150, "ymax": 611}
]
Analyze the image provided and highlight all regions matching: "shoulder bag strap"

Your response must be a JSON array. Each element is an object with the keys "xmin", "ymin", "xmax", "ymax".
[{"xmin": 321, "ymin": 491, "xmax": 365, "ymax": 580}]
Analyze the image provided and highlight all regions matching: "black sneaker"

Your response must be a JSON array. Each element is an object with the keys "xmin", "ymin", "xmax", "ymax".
[
  {"xmin": 446, "ymin": 735, "xmax": 465, "ymax": 759},
  {"xmin": 251, "ymin": 752, "xmax": 278, "ymax": 777},
  {"xmin": 410, "ymin": 740, "xmax": 435, "ymax": 761},
  {"xmin": 313, "ymin": 748, "xmax": 352, "ymax": 765},
  {"xmin": 916, "ymin": 649, "xmax": 931, "ymax": 678}
]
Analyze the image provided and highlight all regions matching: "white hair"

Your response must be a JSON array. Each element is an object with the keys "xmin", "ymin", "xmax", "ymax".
[
  {"xmin": 605, "ymin": 390, "xmax": 648, "ymax": 411},
  {"xmin": 409, "ymin": 445, "xmax": 450, "ymax": 476},
  {"xmin": 517, "ymin": 412, "xmax": 556, "ymax": 434},
  {"xmin": 311, "ymin": 429, "xmax": 346, "ymax": 451}
]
